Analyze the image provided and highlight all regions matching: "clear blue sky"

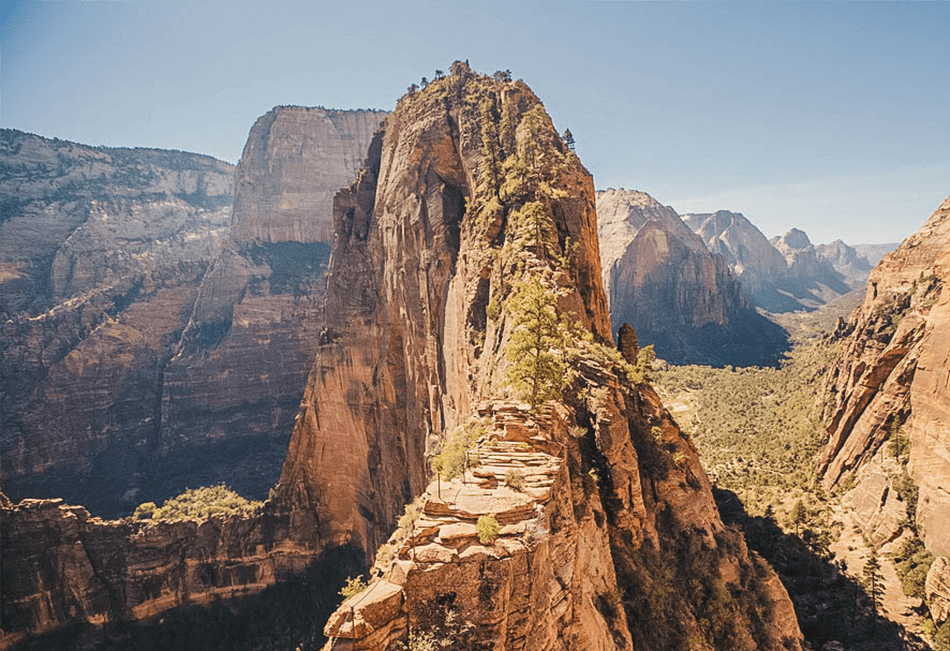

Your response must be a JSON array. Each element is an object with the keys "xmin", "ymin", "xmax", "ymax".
[{"xmin": 3, "ymin": 1, "xmax": 948, "ymax": 244}]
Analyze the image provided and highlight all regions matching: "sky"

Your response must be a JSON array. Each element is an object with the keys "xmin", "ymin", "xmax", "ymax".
[{"xmin": 2, "ymin": 1, "xmax": 948, "ymax": 245}]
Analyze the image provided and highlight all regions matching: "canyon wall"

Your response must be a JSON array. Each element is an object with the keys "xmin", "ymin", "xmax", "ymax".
[
  {"xmin": 817, "ymin": 194, "xmax": 950, "ymax": 624},
  {"xmin": 0, "ymin": 130, "xmax": 234, "ymax": 515},
  {"xmin": 598, "ymin": 190, "xmax": 787, "ymax": 366},
  {"xmin": 0, "ymin": 109, "xmax": 384, "ymax": 517}
]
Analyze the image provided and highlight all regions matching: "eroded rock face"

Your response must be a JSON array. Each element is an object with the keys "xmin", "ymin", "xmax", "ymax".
[
  {"xmin": 0, "ymin": 130, "xmax": 233, "ymax": 515},
  {"xmin": 155, "ymin": 108, "xmax": 385, "ymax": 503},
  {"xmin": 311, "ymin": 66, "xmax": 803, "ymax": 650},
  {"xmin": 230, "ymin": 107, "xmax": 387, "ymax": 244},
  {"xmin": 598, "ymin": 190, "xmax": 788, "ymax": 366},
  {"xmin": 0, "ymin": 495, "xmax": 314, "ymax": 649},
  {"xmin": 816, "ymin": 239, "xmax": 875, "ymax": 288},
  {"xmin": 818, "ymin": 195, "xmax": 950, "ymax": 561},
  {"xmin": 1, "ymin": 109, "xmax": 385, "ymax": 517}
]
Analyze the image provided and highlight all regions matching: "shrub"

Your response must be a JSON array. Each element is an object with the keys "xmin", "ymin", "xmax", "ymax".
[
  {"xmin": 137, "ymin": 485, "xmax": 262, "ymax": 522},
  {"xmin": 505, "ymin": 469, "xmax": 525, "ymax": 490},
  {"xmin": 430, "ymin": 419, "xmax": 487, "ymax": 480},
  {"xmin": 133, "ymin": 501, "xmax": 156, "ymax": 520},
  {"xmin": 477, "ymin": 514, "xmax": 500, "ymax": 544},
  {"xmin": 339, "ymin": 575, "xmax": 367, "ymax": 600}
]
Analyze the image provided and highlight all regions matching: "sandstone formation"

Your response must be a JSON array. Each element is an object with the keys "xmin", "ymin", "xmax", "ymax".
[
  {"xmin": 1, "ymin": 67, "xmax": 804, "ymax": 649},
  {"xmin": 0, "ymin": 129, "xmax": 233, "ymax": 515},
  {"xmin": 1, "ymin": 109, "xmax": 384, "ymax": 518},
  {"xmin": 156, "ymin": 107, "xmax": 385, "ymax": 507},
  {"xmin": 300, "ymin": 64, "xmax": 802, "ymax": 649},
  {"xmin": 685, "ymin": 211, "xmax": 855, "ymax": 313},
  {"xmin": 230, "ymin": 106, "xmax": 387, "ymax": 244},
  {"xmin": 597, "ymin": 190, "xmax": 787, "ymax": 367},
  {"xmin": 0, "ymin": 494, "xmax": 321, "ymax": 650},
  {"xmin": 816, "ymin": 194, "xmax": 950, "ymax": 621}
]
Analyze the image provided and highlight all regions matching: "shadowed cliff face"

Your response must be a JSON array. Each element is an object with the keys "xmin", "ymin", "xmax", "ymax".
[
  {"xmin": 155, "ymin": 107, "xmax": 386, "ymax": 508},
  {"xmin": 0, "ymin": 130, "xmax": 234, "ymax": 515},
  {"xmin": 598, "ymin": 190, "xmax": 788, "ymax": 367},
  {"xmin": 819, "ymin": 195, "xmax": 950, "ymax": 553}
]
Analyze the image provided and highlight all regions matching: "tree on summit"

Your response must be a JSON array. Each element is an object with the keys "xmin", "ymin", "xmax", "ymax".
[{"xmin": 562, "ymin": 129, "xmax": 575, "ymax": 151}]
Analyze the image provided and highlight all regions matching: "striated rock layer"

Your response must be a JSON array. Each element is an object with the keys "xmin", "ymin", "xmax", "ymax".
[
  {"xmin": 155, "ymin": 107, "xmax": 386, "ymax": 504},
  {"xmin": 2, "ymin": 67, "xmax": 803, "ymax": 649},
  {"xmin": 597, "ymin": 189, "xmax": 787, "ymax": 366},
  {"xmin": 817, "ymin": 194, "xmax": 950, "ymax": 620},
  {"xmin": 0, "ymin": 129, "xmax": 234, "ymax": 515}
]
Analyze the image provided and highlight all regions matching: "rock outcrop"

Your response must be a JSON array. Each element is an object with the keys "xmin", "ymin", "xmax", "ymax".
[
  {"xmin": 305, "ymin": 65, "xmax": 802, "ymax": 649},
  {"xmin": 1, "ymin": 67, "xmax": 804, "ymax": 650},
  {"xmin": 817, "ymin": 194, "xmax": 950, "ymax": 620},
  {"xmin": 598, "ymin": 190, "xmax": 787, "ymax": 367}
]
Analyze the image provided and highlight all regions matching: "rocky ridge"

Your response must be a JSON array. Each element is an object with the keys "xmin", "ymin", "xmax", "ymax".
[
  {"xmin": 308, "ymin": 65, "xmax": 803, "ymax": 649},
  {"xmin": 597, "ymin": 190, "xmax": 788, "ymax": 366},
  {"xmin": 817, "ymin": 193, "xmax": 950, "ymax": 628}
]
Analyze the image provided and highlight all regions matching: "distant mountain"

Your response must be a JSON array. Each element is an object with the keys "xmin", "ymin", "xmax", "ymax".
[
  {"xmin": 598, "ymin": 190, "xmax": 788, "ymax": 366},
  {"xmin": 685, "ymin": 211, "xmax": 858, "ymax": 313},
  {"xmin": 815, "ymin": 239, "xmax": 873, "ymax": 287},
  {"xmin": 853, "ymin": 242, "xmax": 900, "ymax": 267}
]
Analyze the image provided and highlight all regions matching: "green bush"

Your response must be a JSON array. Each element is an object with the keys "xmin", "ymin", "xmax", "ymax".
[
  {"xmin": 135, "ymin": 485, "xmax": 262, "ymax": 522},
  {"xmin": 339, "ymin": 575, "xmax": 368, "ymax": 600},
  {"xmin": 505, "ymin": 469, "xmax": 525, "ymax": 490},
  {"xmin": 477, "ymin": 513, "xmax": 500, "ymax": 544}
]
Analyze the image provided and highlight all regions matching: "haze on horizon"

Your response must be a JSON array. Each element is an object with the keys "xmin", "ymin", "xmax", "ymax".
[{"xmin": 2, "ymin": 0, "xmax": 948, "ymax": 245}]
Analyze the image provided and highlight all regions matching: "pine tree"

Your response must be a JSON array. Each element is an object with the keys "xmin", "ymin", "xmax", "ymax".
[
  {"xmin": 562, "ymin": 128, "xmax": 575, "ymax": 151},
  {"xmin": 862, "ymin": 550, "xmax": 883, "ymax": 617},
  {"xmin": 504, "ymin": 274, "xmax": 566, "ymax": 409},
  {"xmin": 789, "ymin": 499, "xmax": 808, "ymax": 536}
]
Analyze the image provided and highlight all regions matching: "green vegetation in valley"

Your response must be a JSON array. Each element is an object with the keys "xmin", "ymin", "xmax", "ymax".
[
  {"xmin": 655, "ymin": 336, "xmax": 839, "ymax": 517},
  {"xmin": 132, "ymin": 484, "xmax": 262, "ymax": 522}
]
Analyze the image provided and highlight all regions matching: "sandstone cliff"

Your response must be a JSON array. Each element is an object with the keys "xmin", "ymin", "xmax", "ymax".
[
  {"xmin": 304, "ymin": 64, "xmax": 802, "ymax": 650},
  {"xmin": 817, "ymin": 194, "xmax": 950, "ymax": 625},
  {"xmin": 156, "ymin": 107, "xmax": 385, "ymax": 506},
  {"xmin": 1, "ymin": 109, "xmax": 384, "ymax": 518},
  {"xmin": 598, "ymin": 190, "xmax": 788, "ymax": 367},
  {"xmin": 0, "ymin": 129, "xmax": 233, "ymax": 515}
]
